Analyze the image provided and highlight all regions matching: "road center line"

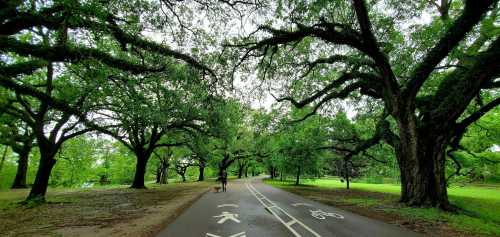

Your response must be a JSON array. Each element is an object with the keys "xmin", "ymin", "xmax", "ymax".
[{"xmin": 245, "ymin": 183, "xmax": 322, "ymax": 237}]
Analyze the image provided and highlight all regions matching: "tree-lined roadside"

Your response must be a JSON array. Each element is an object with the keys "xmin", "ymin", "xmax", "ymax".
[{"xmin": 1, "ymin": 0, "xmax": 499, "ymax": 236}]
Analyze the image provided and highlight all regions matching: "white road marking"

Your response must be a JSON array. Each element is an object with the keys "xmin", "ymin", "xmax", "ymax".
[
  {"xmin": 286, "ymin": 220, "xmax": 297, "ymax": 226},
  {"xmin": 217, "ymin": 204, "xmax": 239, "ymax": 208},
  {"xmin": 213, "ymin": 211, "xmax": 241, "ymax": 224},
  {"xmin": 230, "ymin": 232, "xmax": 246, "ymax": 237},
  {"xmin": 246, "ymin": 182, "xmax": 322, "ymax": 237},
  {"xmin": 205, "ymin": 232, "xmax": 246, "ymax": 237},
  {"xmin": 292, "ymin": 203, "xmax": 313, "ymax": 207},
  {"xmin": 310, "ymin": 209, "xmax": 345, "ymax": 220}
]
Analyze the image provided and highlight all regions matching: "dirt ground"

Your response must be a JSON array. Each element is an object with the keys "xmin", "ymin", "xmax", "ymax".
[
  {"xmin": 0, "ymin": 182, "xmax": 211, "ymax": 237},
  {"xmin": 280, "ymin": 186, "xmax": 477, "ymax": 237}
]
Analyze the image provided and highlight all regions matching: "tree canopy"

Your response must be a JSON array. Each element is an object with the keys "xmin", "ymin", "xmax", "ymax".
[{"xmin": 0, "ymin": 0, "xmax": 498, "ymax": 211}]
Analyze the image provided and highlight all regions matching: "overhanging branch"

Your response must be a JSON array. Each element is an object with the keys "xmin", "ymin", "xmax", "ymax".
[{"xmin": 404, "ymin": 0, "xmax": 495, "ymax": 103}]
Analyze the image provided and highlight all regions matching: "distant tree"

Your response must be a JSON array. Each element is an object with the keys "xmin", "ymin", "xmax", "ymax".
[
  {"xmin": 272, "ymin": 109, "xmax": 328, "ymax": 185},
  {"xmin": 89, "ymin": 67, "xmax": 213, "ymax": 188},
  {"xmin": 154, "ymin": 148, "xmax": 173, "ymax": 185},
  {"xmin": 0, "ymin": 114, "xmax": 35, "ymax": 188},
  {"xmin": 174, "ymin": 156, "xmax": 197, "ymax": 182}
]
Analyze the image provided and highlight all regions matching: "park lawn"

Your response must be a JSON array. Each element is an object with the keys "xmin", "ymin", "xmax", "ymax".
[
  {"xmin": 265, "ymin": 178, "xmax": 500, "ymax": 237},
  {"xmin": 0, "ymin": 181, "xmax": 211, "ymax": 237}
]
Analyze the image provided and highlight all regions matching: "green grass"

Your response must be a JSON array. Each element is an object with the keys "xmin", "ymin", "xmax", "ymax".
[{"xmin": 266, "ymin": 178, "xmax": 500, "ymax": 236}]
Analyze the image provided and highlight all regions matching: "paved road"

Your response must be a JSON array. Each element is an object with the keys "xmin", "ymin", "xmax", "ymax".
[{"xmin": 157, "ymin": 178, "xmax": 421, "ymax": 237}]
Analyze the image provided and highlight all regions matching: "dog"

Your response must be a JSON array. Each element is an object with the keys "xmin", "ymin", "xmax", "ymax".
[{"xmin": 213, "ymin": 186, "xmax": 221, "ymax": 193}]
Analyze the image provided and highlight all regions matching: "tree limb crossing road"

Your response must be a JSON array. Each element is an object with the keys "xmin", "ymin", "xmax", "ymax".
[{"xmin": 156, "ymin": 178, "xmax": 422, "ymax": 237}]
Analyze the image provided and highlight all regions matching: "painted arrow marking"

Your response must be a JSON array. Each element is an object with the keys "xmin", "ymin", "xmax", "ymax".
[
  {"xmin": 206, "ymin": 231, "xmax": 246, "ymax": 237},
  {"xmin": 213, "ymin": 211, "xmax": 241, "ymax": 224},
  {"xmin": 217, "ymin": 204, "xmax": 239, "ymax": 208},
  {"xmin": 291, "ymin": 203, "xmax": 313, "ymax": 207}
]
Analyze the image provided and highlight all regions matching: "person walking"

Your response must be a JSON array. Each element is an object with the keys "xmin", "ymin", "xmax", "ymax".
[{"xmin": 221, "ymin": 170, "xmax": 228, "ymax": 192}]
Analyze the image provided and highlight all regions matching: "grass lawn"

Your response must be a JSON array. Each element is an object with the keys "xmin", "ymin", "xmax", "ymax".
[
  {"xmin": 265, "ymin": 178, "xmax": 500, "ymax": 237},
  {"xmin": 0, "ymin": 181, "xmax": 211, "ymax": 237}
]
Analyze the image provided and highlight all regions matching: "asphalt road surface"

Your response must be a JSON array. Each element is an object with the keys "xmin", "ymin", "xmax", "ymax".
[{"xmin": 157, "ymin": 178, "xmax": 422, "ymax": 237}]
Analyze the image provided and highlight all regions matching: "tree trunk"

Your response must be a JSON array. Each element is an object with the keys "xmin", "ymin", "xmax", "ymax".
[
  {"xmin": 26, "ymin": 149, "xmax": 56, "ymax": 202},
  {"xmin": 198, "ymin": 160, "xmax": 205, "ymax": 181},
  {"xmin": 156, "ymin": 165, "xmax": 162, "ymax": 184},
  {"xmin": 344, "ymin": 160, "xmax": 350, "ymax": 190},
  {"xmin": 237, "ymin": 164, "xmax": 244, "ymax": 179},
  {"xmin": 0, "ymin": 146, "xmax": 7, "ymax": 174},
  {"xmin": 396, "ymin": 119, "xmax": 451, "ymax": 209},
  {"xmin": 156, "ymin": 159, "xmax": 169, "ymax": 184},
  {"xmin": 294, "ymin": 166, "xmax": 300, "ymax": 185},
  {"xmin": 12, "ymin": 150, "xmax": 29, "ymax": 189},
  {"xmin": 160, "ymin": 163, "xmax": 169, "ymax": 184},
  {"xmin": 181, "ymin": 173, "xmax": 186, "ymax": 182},
  {"xmin": 245, "ymin": 166, "xmax": 248, "ymax": 178},
  {"xmin": 131, "ymin": 151, "xmax": 150, "ymax": 189}
]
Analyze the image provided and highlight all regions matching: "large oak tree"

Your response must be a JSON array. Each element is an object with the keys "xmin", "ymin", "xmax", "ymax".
[{"xmin": 230, "ymin": 0, "xmax": 500, "ymax": 209}]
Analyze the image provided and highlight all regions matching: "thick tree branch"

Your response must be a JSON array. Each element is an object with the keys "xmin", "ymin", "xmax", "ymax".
[
  {"xmin": 276, "ymin": 72, "xmax": 380, "ymax": 109},
  {"xmin": 300, "ymin": 54, "xmax": 377, "ymax": 78},
  {"xmin": 404, "ymin": 0, "xmax": 495, "ymax": 103},
  {"xmin": 456, "ymin": 97, "xmax": 500, "ymax": 132},
  {"xmin": 352, "ymin": 0, "xmax": 399, "ymax": 98},
  {"xmin": 0, "ymin": 37, "xmax": 164, "ymax": 74}
]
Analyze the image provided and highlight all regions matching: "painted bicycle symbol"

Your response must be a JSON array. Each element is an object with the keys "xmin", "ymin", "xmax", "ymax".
[{"xmin": 309, "ymin": 209, "xmax": 344, "ymax": 220}]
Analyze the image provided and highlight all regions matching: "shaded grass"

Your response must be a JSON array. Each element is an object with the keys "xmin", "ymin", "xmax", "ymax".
[{"xmin": 265, "ymin": 178, "xmax": 500, "ymax": 237}]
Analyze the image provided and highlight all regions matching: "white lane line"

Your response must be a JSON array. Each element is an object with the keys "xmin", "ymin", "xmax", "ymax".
[
  {"xmin": 286, "ymin": 220, "xmax": 297, "ymax": 226},
  {"xmin": 245, "ymin": 183, "xmax": 322, "ymax": 237},
  {"xmin": 206, "ymin": 232, "xmax": 246, "ymax": 237},
  {"xmin": 217, "ymin": 204, "xmax": 239, "ymax": 208},
  {"xmin": 292, "ymin": 203, "xmax": 313, "ymax": 207}
]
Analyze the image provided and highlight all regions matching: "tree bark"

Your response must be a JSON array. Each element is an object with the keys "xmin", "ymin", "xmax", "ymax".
[
  {"xmin": 156, "ymin": 158, "xmax": 169, "ymax": 184},
  {"xmin": 396, "ymin": 119, "xmax": 451, "ymax": 209},
  {"xmin": 26, "ymin": 148, "xmax": 56, "ymax": 202},
  {"xmin": 160, "ymin": 162, "xmax": 169, "ymax": 184},
  {"xmin": 131, "ymin": 150, "xmax": 150, "ymax": 189},
  {"xmin": 245, "ymin": 166, "xmax": 248, "ymax": 178},
  {"xmin": 12, "ymin": 150, "xmax": 30, "ymax": 188},
  {"xmin": 156, "ymin": 165, "xmax": 162, "ymax": 184}
]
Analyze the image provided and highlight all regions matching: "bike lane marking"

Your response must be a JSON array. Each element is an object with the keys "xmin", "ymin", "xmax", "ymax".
[{"xmin": 245, "ymin": 182, "xmax": 322, "ymax": 237}]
